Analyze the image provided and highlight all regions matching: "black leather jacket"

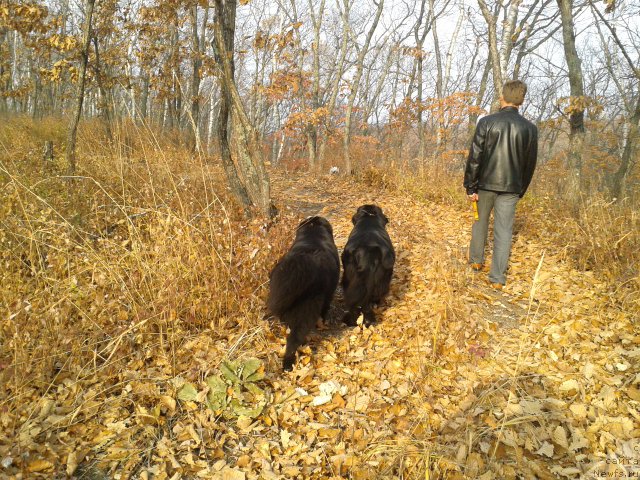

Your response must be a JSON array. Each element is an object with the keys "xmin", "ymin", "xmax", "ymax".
[{"xmin": 464, "ymin": 106, "xmax": 538, "ymax": 197}]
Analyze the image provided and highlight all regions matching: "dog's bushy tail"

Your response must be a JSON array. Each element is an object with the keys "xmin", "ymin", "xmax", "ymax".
[
  {"xmin": 280, "ymin": 293, "xmax": 324, "ymax": 330},
  {"xmin": 267, "ymin": 254, "xmax": 317, "ymax": 317}
]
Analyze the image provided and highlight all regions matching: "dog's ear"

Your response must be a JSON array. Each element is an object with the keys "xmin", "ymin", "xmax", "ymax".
[
  {"xmin": 353, "ymin": 205, "xmax": 373, "ymax": 224},
  {"xmin": 372, "ymin": 206, "xmax": 388, "ymax": 225},
  {"xmin": 322, "ymin": 218, "xmax": 334, "ymax": 236}
]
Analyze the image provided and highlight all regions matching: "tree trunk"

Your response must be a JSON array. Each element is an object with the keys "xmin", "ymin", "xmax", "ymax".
[
  {"xmin": 557, "ymin": 0, "xmax": 586, "ymax": 177},
  {"xmin": 213, "ymin": 0, "xmax": 271, "ymax": 216},
  {"xmin": 429, "ymin": 0, "xmax": 444, "ymax": 152},
  {"xmin": 343, "ymin": 0, "xmax": 384, "ymax": 174},
  {"xmin": 213, "ymin": 0, "xmax": 252, "ymax": 213},
  {"xmin": 207, "ymin": 90, "xmax": 219, "ymax": 153},
  {"xmin": 0, "ymin": 29, "xmax": 7, "ymax": 113},
  {"xmin": 610, "ymin": 96, "xmax": 640, "ymax": 199},
  {"xmin": 318, "ymin": 0, "xmax": 350, "ymax": 165},
  {"xmin": 469, "ymin": 56, "xmax": 491, "ymax": 137},
  {"xmin": 307, "ymin": 0, "xmax": 325, "ymax": 171},
  {"xmin": 65, "ymin": 0, "xmax": 95, "ymax": 175},
  {"xmin": 417, "ymin": 51, "xmax": 425, "ymax": 162},
  {"xmin": 478, "ymin": 0, "xmax": 503, "ymax": 110},
  {"xmin": 92, "ymin": 36, "xmax": 113, "ymax": 142},
  {"xmin": 140, "ymin": 71, "xmax": 150, "ymax": 120},
  {"xmin": 189, "ymin": 4, "xmax": 207, "ymax": 151}
]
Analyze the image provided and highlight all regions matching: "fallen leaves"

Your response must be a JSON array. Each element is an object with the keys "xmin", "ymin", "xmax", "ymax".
[{"xmin": 1, "ymin": 171, "xmax": 638, "ymax": 479}]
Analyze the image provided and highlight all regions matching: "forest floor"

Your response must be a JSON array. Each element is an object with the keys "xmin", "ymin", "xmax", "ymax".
[
  {"xmin": 2, "ymin": 168, "xmax": 639, "ymax": 480},
  {"xmin": 261, "ymin": 171, "xmax": 638, "ymax": 479}
]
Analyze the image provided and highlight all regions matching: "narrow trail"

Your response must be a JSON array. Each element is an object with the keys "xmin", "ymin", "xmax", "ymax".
[{"xmin": 264, "ymin": 172, "xmax": 638, "ymax": 479}]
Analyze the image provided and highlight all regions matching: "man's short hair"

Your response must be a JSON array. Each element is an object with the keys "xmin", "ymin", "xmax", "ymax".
[{"xmin": 502, "ymin": 80, "xmax": 527, "ymax": 105}]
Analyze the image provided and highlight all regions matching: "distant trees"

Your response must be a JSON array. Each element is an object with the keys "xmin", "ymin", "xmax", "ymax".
[{"xmin": 0, "ymin": 0, "xmax": 638, "ymax": 197}]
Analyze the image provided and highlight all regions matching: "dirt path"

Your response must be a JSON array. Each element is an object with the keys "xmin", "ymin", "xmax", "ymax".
[
  {"xmin": 37, "ymin": 171, "xmax": 637, "ymax": 480},
  {"xmin": 264, "ymin": 172, "xmax": 639, "ymax": 479}
]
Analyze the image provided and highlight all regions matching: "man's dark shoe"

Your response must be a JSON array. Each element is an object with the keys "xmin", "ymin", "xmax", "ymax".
[
  {"xmin": 490, "ymin": 282, "xmax": 504, "ymax": 291},
  {"xmin": 470, "ymin": 263, "xmax": 484, "ymax": 272}
]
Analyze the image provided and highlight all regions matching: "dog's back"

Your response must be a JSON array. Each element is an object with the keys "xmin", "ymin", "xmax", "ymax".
[
  {"xmin": 267, "ymin": 216, "xmax": 339, "ymax": 370},
  {"xmin": 267, "ymin": 243, "xmax": 338, "ymax": 320},
  {"xmin": 342, "ymin": 244, "xmax": 392, "ymax": 305},
  {"xmin": 342, "ymin": 205, "xmax": 395, "ymax": 326}
]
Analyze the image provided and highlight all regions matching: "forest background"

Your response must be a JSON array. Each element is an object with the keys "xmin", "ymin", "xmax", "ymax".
[{"xmin": 1, "ymin": 0, "xmax": 639, "ymax": 478}]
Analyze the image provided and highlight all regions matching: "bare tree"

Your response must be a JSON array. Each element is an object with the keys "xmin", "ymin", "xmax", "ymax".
[
  {"xmin": 65, "ymin": 0, "xmax": 96, "ymax": 175},
  {"xmin": 477, "ymin": 0, "xmax": 503, "ymax": 109},
  {"xmin": 213, "ymin": 0, "xmax": 272, "ymax": 216},
  {"xmin": 557, "ymin": 0, "xmax": 586, "ymax": 177},
  {"xmin": 413, "ymin": 0, "xmax": 432, "ymax": 161},
  {"xmin": 189, "ymin": 3, "xmax": 209, "ymax": 151},
  {"xmin": 590, "ymin": 1, "xmax": 640, "ymax": 198},
  {"xmin": 318, "ymin": 0, "xmax": 351, "ymax": 165},
  {"xmin": 343, "ymin": 0, "xmax": 384, "ymax": 174}
]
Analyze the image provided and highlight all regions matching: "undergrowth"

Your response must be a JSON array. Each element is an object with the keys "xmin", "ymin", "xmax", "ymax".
[
  {"xmin": 357, "ymin": 161, "xmax": 639, "ymax": 291},
  {"xmin": 0, "ymin": 117, "xmax": 297, "ymax": 473},
  {"xmin": 1, "ymin": 117, "xmax": 638, "ymax": 478}
]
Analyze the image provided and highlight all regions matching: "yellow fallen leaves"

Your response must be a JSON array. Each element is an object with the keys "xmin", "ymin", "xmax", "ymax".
[
  {"xmin": 2, "ymin": 171, "xmax": 638, "ymax": 479},
  {"xmin": 27, "ymin": 459, "xmax": 54, "ymax": 473}
]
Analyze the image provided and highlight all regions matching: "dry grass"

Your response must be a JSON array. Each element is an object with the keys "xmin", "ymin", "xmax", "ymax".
[
  {"xmin": 0, "ymin": 117, "xmax": 301, "ymax": 476},
  {"xmin": 1, "ymin": 117, "xmax": 638, "ymax": 478},
  {"xmin": 352, "ymin": 158, "xmax": 639, "ymax": 478},
  {"xmin": 356, "ymin": 159, "xmax": 639, "ymax": 287}
]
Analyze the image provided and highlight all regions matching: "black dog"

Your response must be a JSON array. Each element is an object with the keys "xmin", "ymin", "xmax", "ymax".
[
  {"xmin": 267, "ymin": 216, "xmax": 340, "ymax": 371},
  {"xmin": 341, "ymin": 205, "xmax": 395, "ymax": 327}
]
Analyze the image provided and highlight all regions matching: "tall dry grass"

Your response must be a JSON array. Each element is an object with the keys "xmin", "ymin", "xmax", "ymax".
[
  {"xmin": 0, "ymin": 117, "xmax": 297, "ymax": 458},
  {"xmin": 355, "ymin": 158, "xmax": 639, "ymax": 290}
]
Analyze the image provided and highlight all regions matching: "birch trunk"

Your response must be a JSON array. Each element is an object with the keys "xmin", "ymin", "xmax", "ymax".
[{"xmin": 342, "ymin": 0, "xmax": 383, "ymax": 174}]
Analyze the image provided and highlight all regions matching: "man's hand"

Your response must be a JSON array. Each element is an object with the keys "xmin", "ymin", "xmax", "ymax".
[{"xmin": 467, "ymin": 193, "xmax": 478, "ymax": 202}]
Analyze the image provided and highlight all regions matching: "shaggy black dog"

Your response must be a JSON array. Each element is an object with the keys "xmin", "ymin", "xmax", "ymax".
[
  {"xmin": 341, "ymin": 205, "xmax": 395, "ymax": 327},
  {"xmin": 267, "ymin": 216, "xmax": 340, "ymax": 371}
]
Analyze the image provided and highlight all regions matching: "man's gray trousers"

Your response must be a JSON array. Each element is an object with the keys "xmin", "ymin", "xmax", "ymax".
[{"xmin": 469, "ymin": 190, "xmax": 520, "ymax": 285}]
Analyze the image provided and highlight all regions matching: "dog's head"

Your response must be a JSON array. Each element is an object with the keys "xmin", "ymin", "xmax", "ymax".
[
  {"xmin": 352, "ymin": 204, "xmax": 389, "ymax": 226},
  {"xmin": 297, "ymin": 216, "xmax": 334, "ymax": 237}
]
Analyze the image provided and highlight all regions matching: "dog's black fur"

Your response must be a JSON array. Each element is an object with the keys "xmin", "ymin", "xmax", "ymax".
[
  {"xmin": 341, "ymin": 205, "xmax": 395, "ymax": 327},
  {"xmin": 267, "ymin": 216, "xmax": 340, "ymax": 371}
]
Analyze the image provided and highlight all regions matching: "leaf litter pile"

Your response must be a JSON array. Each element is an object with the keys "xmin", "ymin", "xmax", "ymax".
[{"xmin": 1, "ymin": 170, "xmax": 639, "ymax": 479}]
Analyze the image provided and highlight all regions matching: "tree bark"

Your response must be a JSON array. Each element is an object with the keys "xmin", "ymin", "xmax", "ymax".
[
  {"xmin": 65, "ymin": 0, "xmax": 95, "ymax": 175},
  {"xmin": 414, "ymin": 0, "xmax": 430, "ymax": 163},
  {"xmin": 213, "ymin": 0, "xmax": 272, "ymax": 216},
  {"xmin": 189, "ymin": 4, "xmax": 208, "ymax": 151},
  {"xmin": 140, "ymin": 71, "xmax": 150, "ymax": 120},
  {"xmin": 610, "ymin": 94, "xmax": 640, "ymax": 199},
  {"xmin": 557, "ymin": 0, "xmax": 586, "ymax": 176},
  {"xmin": 318, "ymin": 0, "xmax": 350, "ymax": 165},
  {"xmin": 343, "ymin": 0, "xmax": 384, "ymax": 174},
  {"xmin": 92, "ymin": 36, "xmax": 113, "ymax": 142},
  {"xmin": 306, "ymin": 0, "xmax": 325, "ymax": 171},
  {"xmin": 213, "ymin": 0, "xmax": 252, "ymax": 213},
  {"xmin": 478, "ymin": 0, "xmax": 503, "ymax": 109},
  {"xmin": 469, "ymin": 55, "xmax": 491, "ymax": 136},
  {"xmin": 589, "ymin": 1, "xmax": 640, "ymax": 198},
  {"xmin": 429, "ymin": 0, "xmax": 444, "ymax": 152}
]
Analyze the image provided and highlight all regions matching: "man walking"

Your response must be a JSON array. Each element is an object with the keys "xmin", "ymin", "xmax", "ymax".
[{"xmin": 464, "ymin": 80, "xmax": 538, "ymax": 289}]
